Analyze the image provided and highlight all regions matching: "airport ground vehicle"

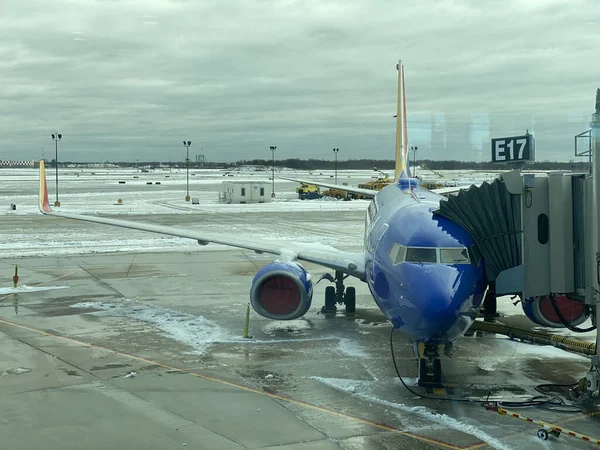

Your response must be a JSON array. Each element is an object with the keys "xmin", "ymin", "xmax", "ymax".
[
  {"xmin": 350, "ymin": 176, "xmax": 393, "ymax": 199},
  {"xmin": 296, "ymin": 183, "xmax": 322, "ymax": 200}
]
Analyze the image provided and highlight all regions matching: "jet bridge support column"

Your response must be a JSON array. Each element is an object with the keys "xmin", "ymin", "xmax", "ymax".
[{"xmin": 588, "ymin": 88, "xmax": 600, "ymax": 398}]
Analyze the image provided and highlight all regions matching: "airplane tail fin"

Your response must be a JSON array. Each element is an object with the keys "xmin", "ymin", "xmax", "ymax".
[
  {"xmin": 39, "ymin": 160, "xmax": 51, "ymax": 213},
  {"xmin": 394, "ymin": 60, "xmax": 410, "ymax": 181}
]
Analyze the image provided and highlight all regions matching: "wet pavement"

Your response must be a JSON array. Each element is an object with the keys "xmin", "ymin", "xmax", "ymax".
[{"xmin": 0, "ymin": 212, "xmax": 599, "ymax": 449}]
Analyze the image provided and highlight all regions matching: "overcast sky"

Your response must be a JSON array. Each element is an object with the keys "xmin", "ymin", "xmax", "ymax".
[{"xmin": 1, "ymin": 0, "xmax": 599, "ymax": 163}]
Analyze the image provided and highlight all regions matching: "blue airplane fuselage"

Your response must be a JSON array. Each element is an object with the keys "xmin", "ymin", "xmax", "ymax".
[{"xmin": 364, "ymin": 182, "xmax": 487, "ymax": 344}]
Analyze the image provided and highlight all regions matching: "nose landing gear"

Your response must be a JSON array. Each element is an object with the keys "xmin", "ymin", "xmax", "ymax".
[
  {"xmin": 417, "ymin": 343, "xmax": 443, "ymax": 387},
  {"xmin": 319, "ymin": 270, "xmax": 356, "ymax": 314}
]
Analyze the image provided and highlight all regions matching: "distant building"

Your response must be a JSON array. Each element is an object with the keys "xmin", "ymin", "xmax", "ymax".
[
  {"xmin": 0, "ymin": 160, "xmax": 36, "ymax": 168},
  {"xmin": 219, "ymin": 181, "xmax": 271, "ymax": 204}
]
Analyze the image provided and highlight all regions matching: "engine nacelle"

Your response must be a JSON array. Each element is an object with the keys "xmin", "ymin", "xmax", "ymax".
[
  {"xmin": 250, "ymin": 262, "xmax": 313, "ymax": 320},
  {"xmin": 522, "ymin": 294, "xmax": 589, "ymax": 328}
]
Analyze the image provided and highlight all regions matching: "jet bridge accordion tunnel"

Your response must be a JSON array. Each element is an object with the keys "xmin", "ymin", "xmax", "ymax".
[{"xmin": 433, "ymin": 170, "xmax": 594, "ymax": 331}]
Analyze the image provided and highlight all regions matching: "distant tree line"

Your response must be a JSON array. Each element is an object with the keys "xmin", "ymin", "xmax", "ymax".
[
  {"xmin": 232, "ymin": 158, "xmax": 397, "ymax": 171},
  {"xmin": 55, "ymin": 158, "xmax": 590, "ymax": 171},
  {"xmin": 416, "ymin": 159, "xmax": 590, "ymax": 171},
  {"xmin": 231, "ymin": 158, "xmax": 590, "ymax": 172}
]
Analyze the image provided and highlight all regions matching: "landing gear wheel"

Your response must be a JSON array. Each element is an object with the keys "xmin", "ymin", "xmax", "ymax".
[
  {"xmin": 323, "ymin": 286, "xmax": 336, "ymax": 313},
  {"xmin": 417, "ymin": 344, "xmax": 443, "ymax": 387},
  {"xmin": 483, "ymin": 283, "xmax": 499, "ymax": 321},
  {"xmin": 345, "ymin": 287, "xmax": 356, "ymax": 313},
  {"xmin": 418, "ymin": 358, "xmax": 428, "ymax": 384},
  {"xmin": 537, "ymin": 429, "xmax": 548, "ymax": 440},
  {"xmin": 320, "ymin": 270, "xmax": 351, "ymax": 314},
  {"xmin": 432, "ymin": 358, "xmax": 442, "ymax": 384}
]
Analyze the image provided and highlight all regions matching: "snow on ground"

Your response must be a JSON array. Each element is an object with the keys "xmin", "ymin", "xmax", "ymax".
[
  {"xmin": 337, "ymin": 338, "xmax": 370, "ymax": 358},
  {"xmin": 263, "ymin": 320, "xmax": 312, "ymax": 334},
  {"xmin": 0, "ymin": 285, "xmax": 69, "ymax": 296},
  {"xmin": 1, "ymin": 167, "xmax": 377, "ymax": 216},
  {"xmin": 0, "ymin": 167, "xmax": 497, "ymax": 217},
  {"xmin": 475, "ymin": 336, "xmax": 590, "ymax": 372},
  {"xmin": 0, "ymin": 222, "xmax": 366, "ymax": 258},
  {"xmin": 70, "ymin": 300, "xmax": 334, "ymax": 353},
  {"xmin": 311, "ymin": 376, "xmax": 513, "ymax": 450},
  {"xmin": 2, "ymin": 235, "xmax": 212, "ymax": 259},
  {"xmin": 0, "ymin": 191, "xmax": 372, "ymax": 217},
  {"xmin": 70, "ymin": 300, "xmax": 229, "ymax": 355},
  {"xmin": 0, "ymin": 167, "xmax": 373, "ymax": 257},
  {"xmin": 2, "ymin": 367, "xmax": 32, "ymax": 376}
]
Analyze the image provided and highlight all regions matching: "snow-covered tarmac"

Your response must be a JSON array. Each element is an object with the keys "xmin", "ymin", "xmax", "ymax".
[{"xmin": 0, "ymin": 167, "xmax": 598, "ymax": 449}]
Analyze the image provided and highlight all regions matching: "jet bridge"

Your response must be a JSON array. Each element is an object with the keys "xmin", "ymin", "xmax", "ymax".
[
  {"xmin": 433, "ymin": 176, "xmax": 522, "ymax": 288},
  {"xmin": 434, "ymin": 170, "xmax": 587, "ymax": 300},
  {"xmin": 434, "ymin": 92, "xmax": 600, "ymax": 400}
]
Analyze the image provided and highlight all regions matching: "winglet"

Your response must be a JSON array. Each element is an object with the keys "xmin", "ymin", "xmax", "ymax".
[{"xmin": 39, "ymin": 160, "xmax": 51, "ymax": 213}]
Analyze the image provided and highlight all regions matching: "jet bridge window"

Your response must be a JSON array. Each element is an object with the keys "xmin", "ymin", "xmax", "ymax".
[{"xmin": 439, "ymin": 248, "xmax": 470, "ymax": 264}]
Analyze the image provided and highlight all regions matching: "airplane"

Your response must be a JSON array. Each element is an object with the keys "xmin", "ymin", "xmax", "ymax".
[
  {"xmin": 42, "ymin": 60, "xmax": 580, "ymax": 386},
  {"xmin": 37, "ymin": 61, "xmax": 486, "ymax": 385}
]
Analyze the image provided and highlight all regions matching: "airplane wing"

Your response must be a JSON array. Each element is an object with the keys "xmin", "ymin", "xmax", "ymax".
[
  {"xmin": 431, "ymin": 184, "xmax": 483, "ymax": 196},
  {"xmin": 282, "ymin": 176, "xmax": 479, "ymax": 198},
  {"xmin": 280, "ymin": 176, "xmax": 378, "ymax": 198},
  {"xmin": 38, "ymin": 162, "xmax": 365, "ymax": 280},
  {"xmin": 431, "ymin": 186, "xmax": 466, "ymax": 195}
]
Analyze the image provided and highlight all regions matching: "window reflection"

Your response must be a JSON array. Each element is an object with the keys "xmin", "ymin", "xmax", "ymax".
[
  {"xmin": 405, "ymin": 247, "xmax": 437, "ymax": 263},
  {"xmin": 388, "ymin": 243, "xmax": 407, "ymax": 265},
  {"xmin": 388, "ymin": 245, "xmax": 473, "ymax": 265},
  {"xmin": 439, "ymin": 248, "xmax": 470, "ymax": 264}
]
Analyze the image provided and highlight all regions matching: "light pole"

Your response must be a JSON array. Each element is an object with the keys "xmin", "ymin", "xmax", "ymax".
[
  {"xmin": 51, "ymin": 133, "xmax": 62, "ymax": 206},
  {"xmin": 373, "ymin": 166, "xmax": 387, "ymax": 178},
  {"xmin": 270, "ymin": 145, "xmax": 276, "ymax": 198},
  {"xmin": 333, "ymin": 148, "xmax": 339, "ymax": 184},
  {"xmin": 410, "ymin": 145, "xmax": 418, "ymax": 177},
  {"xmin": 183, "ymin": 140, "xmax": 191, "ymax": 201}
]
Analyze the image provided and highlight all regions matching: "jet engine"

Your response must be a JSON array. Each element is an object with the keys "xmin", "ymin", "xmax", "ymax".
[
  {"xmin": 522, "ymin": 294, "xmax": 589, "ymax": 328},
  {"xmin": 250, "ymin": 262, "xmax": 313, "ymax": 320}
]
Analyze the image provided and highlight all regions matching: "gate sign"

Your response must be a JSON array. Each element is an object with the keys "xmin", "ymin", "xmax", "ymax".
[{"xmin": 491, "ymin": 134, "xmax": 535, "ymax": 164}]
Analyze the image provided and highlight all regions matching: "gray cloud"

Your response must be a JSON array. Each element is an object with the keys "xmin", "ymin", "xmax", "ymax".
[{"xmin": 1, "ymin": 0, "xmax": 599, "ymax": 162}]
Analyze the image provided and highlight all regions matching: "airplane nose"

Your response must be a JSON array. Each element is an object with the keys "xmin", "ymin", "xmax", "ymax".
[{"xmin": 391, "ymin": 264, "xmax": 470, "ymax": 339}]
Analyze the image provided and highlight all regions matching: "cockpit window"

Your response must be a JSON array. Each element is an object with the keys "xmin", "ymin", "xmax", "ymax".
[
  {"xmin": 468, "ymin": 245, "xmax": 481, "ymax": 266},
  {"xmin": 405, "ymin": 247, "xmax": 437, "ymax": 263},
  {"xmin": 439, "ymin": 248, "xmax": 470, "ymax": 264},
  {"xmin": 389, "ymin": 245, "xmax": 473, "ymax": 265},
  {"xmin": 388, "ymin": 243, "xmax": 407, "ymax": 265}
]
